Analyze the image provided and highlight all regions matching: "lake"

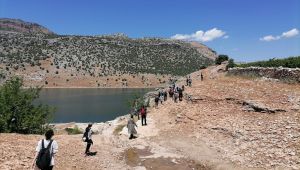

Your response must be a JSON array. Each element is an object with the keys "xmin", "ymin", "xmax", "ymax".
[{"xmin": 36, "ymin": 88, "xmax": 153, "ymax": 123}]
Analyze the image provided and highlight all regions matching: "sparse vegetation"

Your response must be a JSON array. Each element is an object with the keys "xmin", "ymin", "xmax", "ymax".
[
  {"xmin": 65, "ymin": 125, "xmax": 82, "ymax": 135},
  {"xmin": 0, "ymin": 31, "xmax": 214, "ymax": 77},
  {"xmin": 237, "ymin": 56, "xmax": 300, "ymax": 68}
]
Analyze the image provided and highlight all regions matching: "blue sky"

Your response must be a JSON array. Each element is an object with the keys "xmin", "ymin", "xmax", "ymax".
[{"xmin": 0, "ymin": 0, "xmax": 299, "ymax": 62}]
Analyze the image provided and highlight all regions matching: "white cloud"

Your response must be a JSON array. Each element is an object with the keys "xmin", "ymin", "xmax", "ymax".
[
  {"xmin": 223, "ymin": 35, "xmax": 229, "ymax": 39},
  {"xmin": 259, "ymin": 35, "xmax": 280, "ymax": 41},
  {"xmin": 171, "ymin": 28, "xmax": 227, "ymax": 42},
  {"xmin": 281, "ymin": 28, "xmax": 299, "ymax": 38},
  {"xmin": 260, "ymin": 28, "xmax": 299, "ymax": 42}
]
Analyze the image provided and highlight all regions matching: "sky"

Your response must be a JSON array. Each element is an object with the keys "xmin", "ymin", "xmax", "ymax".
[{"xmin": 0, "ymin": 0, "xmax": 299, "ymax": 62}]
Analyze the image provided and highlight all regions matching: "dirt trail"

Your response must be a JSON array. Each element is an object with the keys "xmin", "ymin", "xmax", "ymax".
[{"xmin": 1, "ymin": 65, "xmax": 300, "ymax": 170}]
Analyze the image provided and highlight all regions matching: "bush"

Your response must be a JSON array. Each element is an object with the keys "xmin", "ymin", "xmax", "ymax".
[
  {"xmin": 215, "ymin": 55, "xmax": 229, "ymax": 65},
  {"xmin": 226, "ymin": 58, "xmax": 236, "ymax": 70},
  {"xmin": 237, "ymin": 56, "xmax": 300, "ymax": 68},
  {"xmin": 0, "ymin": 77, "xmax": 54, "ymax": 134},
  {"xmin": 65, "ymin": 125, "xmax": 82, "ymax": 135}
]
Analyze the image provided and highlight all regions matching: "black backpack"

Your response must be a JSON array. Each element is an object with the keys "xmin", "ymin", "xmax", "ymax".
[{"xmin": 36, "ymin": 139, "xmax": 53, "ymax": 169}]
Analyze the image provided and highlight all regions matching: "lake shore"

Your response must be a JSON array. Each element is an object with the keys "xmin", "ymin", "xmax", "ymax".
[{"xmin": 2, "ymin": 65, "xmax": 299, "ymax": 169}]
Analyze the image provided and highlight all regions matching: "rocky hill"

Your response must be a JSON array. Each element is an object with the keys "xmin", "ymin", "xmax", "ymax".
[
  {"xmin": 0, "ymin": 18, "xmax": 54, "ymax": 34},
  {"xmin": 0, "ymin": 18, "xmax": 216, "ymax": 87}
]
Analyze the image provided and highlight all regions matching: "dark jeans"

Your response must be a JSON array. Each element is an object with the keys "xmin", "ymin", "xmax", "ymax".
[
  {"xmin": 85, "ymin": 139, "xmax": 93, "ymax": 153},
  {"xmin": 141, "ymin": 115, "xmax": 147, "ymax": 125}
]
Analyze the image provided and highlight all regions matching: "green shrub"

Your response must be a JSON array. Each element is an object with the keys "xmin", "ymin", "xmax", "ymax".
[
  {"xmin": 0, "ymin": 77, "xmax": 54, "ymax": 134},
  {"xmin": 65, "ymin": 125, "xmax": 82, "ymax": 135},
  {"xmin": 226, "ymin": 58, "xmax": 236, "ymax": 70},
  {"xmin": 215, "ymin": 55, "xmax": 229, "ymax": 65},
  {"xmin": 237, "ymin": 56, "xmax": 300, "ymax": 68}
]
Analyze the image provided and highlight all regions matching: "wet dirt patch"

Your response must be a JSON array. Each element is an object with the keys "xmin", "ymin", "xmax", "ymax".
[{"xmin": 123, "ymin": 147, "xmax": 212, "ymax": 170}]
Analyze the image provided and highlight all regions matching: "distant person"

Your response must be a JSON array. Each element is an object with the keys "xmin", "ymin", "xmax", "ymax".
[
  {"xmin": 83, "ymin": 124, "xmax": 93, "ymax": 155},
  {"xmin": 174, "ymin": 91, "xmax": 179, "ymax": 103},
  {"xmin": 186, "ymin": 77, "xmax": 189, "ymax": 86},
  {"xmin": 201, "ymin": 73, "xmax": 204, "ymax": 81},
  {"xmin": 159, "ymin": 91, "xmax": 164, "ymax": 104},
  {"xmin": 140, "ymin": 105, "xmax": 147, "ymax": 126},
  {"xmin": 33, "ymin": 129, "xmax": 58, "ymax": 170},
  {"xmin": 169, "ymin": 87, "xmax": 174, "ymax": 98},
  {"xmin": 182, "ymin": 85, "xmax": 185, "ymax": 92},
  {"xmin": 154, "ymin": 95, "xmax": 159, "ymax": 108},
  {"xmin": 188, "ymin": 77, "xmax": 192, "ymax": 87},
  {"xmin": 178, "ymin": 87, "xmax": 183, "ymax": 101},
  {"xmin": 164, "ymin": 91, "xmax": 168, "ymax": 101},
  {"xmin": 127, "ymin": 115, "xmax": 138, "ymax": 139}
]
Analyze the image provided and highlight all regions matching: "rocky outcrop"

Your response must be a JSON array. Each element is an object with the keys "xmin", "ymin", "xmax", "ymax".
[
  {"xmin": 228, "ymin": 67, "xmax": 300, "ymax": 83},
  {"xmin": 0, "ymin": 18, "xmax": 54, "ymax": 34}
]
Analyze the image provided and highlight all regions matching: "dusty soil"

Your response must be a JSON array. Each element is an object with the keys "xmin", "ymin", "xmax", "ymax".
[{"xmin": 0, "ymin": 65, "xmax": 299, "ymax": 170}]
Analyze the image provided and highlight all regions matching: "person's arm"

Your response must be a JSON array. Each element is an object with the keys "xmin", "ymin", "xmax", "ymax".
[
  {"xmin": 32, "ymin": 140, "xmax": 41, "ymax": 168},
  {"xmin": 52, "ymin": 141, "xmax": 58, "ymax": 155}
]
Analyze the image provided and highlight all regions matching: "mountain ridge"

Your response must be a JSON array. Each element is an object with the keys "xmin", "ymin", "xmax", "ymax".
[{"xmin": 0, "ymin": 18, "xmax": 217, "ymax": 87}]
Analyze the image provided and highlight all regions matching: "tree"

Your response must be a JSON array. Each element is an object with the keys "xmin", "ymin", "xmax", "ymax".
[
  {"xmin": 226, "ymin": 58, "xmax": 236, "ymax": 70},
  {"xmin": 215, "ymin": 55, "xmax": 229, "ymax": 65},
  {"xmin": 0, "ymin": 77, "xmax": 54, "ymax": 134}
]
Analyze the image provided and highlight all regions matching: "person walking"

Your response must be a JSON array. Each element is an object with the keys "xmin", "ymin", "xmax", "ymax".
[
  {"xmin": 140, "ymin": 105, "xmax": 147, "ymax": 126},
  {"xmin": 188, "ymin": 77, "xmax": 192, "ymax": 87},
  {"xmin": 186, "ymin": 77, "xmax": 189, "ymax": 86},
  {"xmin": 83, "ymin": 124, "xmax": 93, "ymax": 155},
  {"xmin": 201, "ymin": 73, "xmax": 204, "ymax": 81},
  {"xmin": 178, "ymin": 87, "xmax": 183, "ymax": 101},
  {"xmin": 154, "ymin": 95, "xmax": 159, "ymax": 108},
  {"xmin": 127, "ymin": 115, "xmax": 138, "ymax": 139},
  {"xmin": 33, "ymin": 129, "xmax": 58, "ymax": 170},
  {"xmin": 159, "ymin": 92, "xmax": 164, "ymax": 104},
  {"xmin": 164, "ymin": 91, "xmax": 168, "ymax": 101}
]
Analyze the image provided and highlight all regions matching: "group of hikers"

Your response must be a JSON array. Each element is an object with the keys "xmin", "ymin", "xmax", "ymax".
[
  {"xmin": 32, "ymin": 75, "xmax": 199, "ymax": 169},
  {"xmin": 154, "ymin": 83, "xmax": 186, "ymax": 106}
]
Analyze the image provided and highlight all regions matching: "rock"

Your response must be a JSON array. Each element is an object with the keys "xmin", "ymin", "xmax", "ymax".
[{"xmin": 242, "ymin": 100, "xmax": 286, "ymax": 113}]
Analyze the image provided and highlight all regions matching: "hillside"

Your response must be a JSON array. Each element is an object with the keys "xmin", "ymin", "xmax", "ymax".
[
  {"xmin": 0, "ymin": 18, "xmax": 54, "ymax": 34},
  {"xmin": 1, "ymin": 65, "xmax": 299, "ymax": 170},
  {"xmin": 0, "ymin": 18, "xmax": 216, "ymax": 87}
]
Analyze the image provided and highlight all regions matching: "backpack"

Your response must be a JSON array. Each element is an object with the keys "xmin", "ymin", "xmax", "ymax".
[
  {"xmin": 141, "ymin": 107, "xmax": 146, "ymax": 116},
  {"xmin": 36, "ymin": 140, "xmax": 53, "ymax": 169}
]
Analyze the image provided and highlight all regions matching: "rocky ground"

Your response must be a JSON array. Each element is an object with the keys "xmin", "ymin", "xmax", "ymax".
[{"xmin": 0, "ymin": 65, "xmax": 299, "ymax": 170}]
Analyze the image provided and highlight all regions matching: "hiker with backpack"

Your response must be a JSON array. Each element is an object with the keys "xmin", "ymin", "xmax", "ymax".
[
  {"xmin": 83, "ymin": 123, "xmax": 93, "ymax": 156},
  {"xmin": 127, "ymin": 115, "xmax": 138, "ymax": 139},
  {"xmin": 140, "ymin": 105, "xmax": 147, "ymax": 126},
  {"xmin": 33, "ymin": 129, "xmax": 58, "ymax": 170}
]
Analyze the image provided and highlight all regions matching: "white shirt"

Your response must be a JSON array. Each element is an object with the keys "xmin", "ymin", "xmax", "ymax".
[
  {"xmin": 36, "ymin": 139, "xmax": 58, "ymax": 166},
  {"xmin": 87, "ymin": 128, "xmax": 92, "ymax": 139}
]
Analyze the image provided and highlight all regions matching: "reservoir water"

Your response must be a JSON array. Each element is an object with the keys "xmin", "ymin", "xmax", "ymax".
[{"xmin": 36, "ymin": 88, "xmax": 152, "ymax": 123}]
